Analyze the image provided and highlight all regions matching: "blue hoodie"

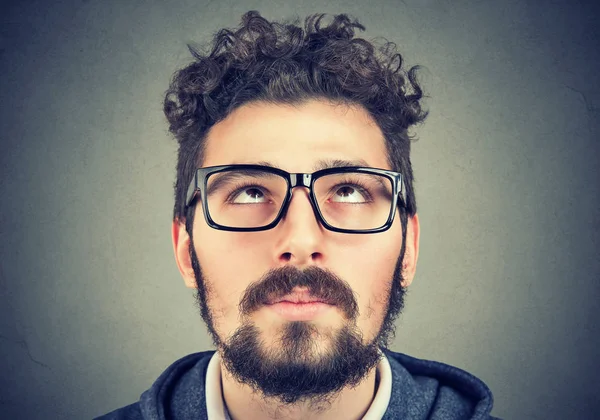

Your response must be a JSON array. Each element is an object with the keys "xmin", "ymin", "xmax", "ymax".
[{"xmin": 96, "ymin": 349, "xmax": 499, "ymax": 419}]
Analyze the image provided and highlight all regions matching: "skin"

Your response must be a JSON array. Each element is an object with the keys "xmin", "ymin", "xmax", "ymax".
[{"xmin": 172, "ymin": 99, "xmax": 420, "ymax": 419}]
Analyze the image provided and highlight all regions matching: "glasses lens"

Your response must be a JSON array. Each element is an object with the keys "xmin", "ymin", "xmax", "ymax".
[
  {"xmin": 204, "ymin": 169, "xmax": 394, "ymax": 231},
  {"xmin": 206, "ymin": 169, "xmax": 288, "ymax": 228},
  {"xmin": 313, "ymin": 172, "xmax": 394, "ymax": 230}
]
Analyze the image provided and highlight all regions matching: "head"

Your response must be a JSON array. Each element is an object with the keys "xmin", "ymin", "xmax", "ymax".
[{"xmin": 166, "ymin": 11, "xmax": 426, "ymax": 405}]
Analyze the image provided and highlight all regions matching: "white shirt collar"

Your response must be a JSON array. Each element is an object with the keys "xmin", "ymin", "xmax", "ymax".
[{"xmin": 205, "ymin": 350, "xmax": 392, "ymax": 419}]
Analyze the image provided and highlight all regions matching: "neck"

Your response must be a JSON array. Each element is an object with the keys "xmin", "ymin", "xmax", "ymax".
[{"xmin": 220, "ymin": 356, "xmax": 379, "ymax": 420}]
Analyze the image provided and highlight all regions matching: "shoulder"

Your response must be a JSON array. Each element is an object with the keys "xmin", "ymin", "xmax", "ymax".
[
  {"xmin": 383, "ymin": 348, "xmax": 492, "ymax": 389},
  {"xmin": 381, "ymin": 348, "xmax": 498, "ymax": 419},
  {"xmin": 94, "ymin": 351, "xmax": 216, "ymax": 420}
]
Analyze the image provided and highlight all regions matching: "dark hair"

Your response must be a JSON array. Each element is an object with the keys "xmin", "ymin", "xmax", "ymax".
[{"xmin": 164, "ymin": 11, "xmax": 427, "ymax": 232}]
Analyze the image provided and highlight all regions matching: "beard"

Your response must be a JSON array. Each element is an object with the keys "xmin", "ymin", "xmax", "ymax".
[{"xmin": 189, "ymin": 242, "xmax": 407, "ymax": 405}]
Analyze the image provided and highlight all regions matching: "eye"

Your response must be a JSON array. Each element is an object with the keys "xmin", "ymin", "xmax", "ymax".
[
  {"xmin": 330, "ymin": 185, "xmax": 369, "ymax": 203},
  {"xmin": 230, "ymin": 187, "xmax": 267, "ymax": 204}
]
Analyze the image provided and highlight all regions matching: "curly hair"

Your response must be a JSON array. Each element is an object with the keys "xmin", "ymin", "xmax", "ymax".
[{"xmin": 164, "ymin": 10, "xmax": 427, "ymax": 233}]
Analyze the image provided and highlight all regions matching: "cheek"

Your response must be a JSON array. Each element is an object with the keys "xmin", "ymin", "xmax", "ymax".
[
  {"xmin": 337, "ymin": 231, "xmax": 402, "ymax": 337},
  {"xmin": 353, "ymin": 249, "xmax": 398, "ymax": 309},
  {"xmin": 193, "ymin": 225, "xmax": 271, "ymax": 335}
]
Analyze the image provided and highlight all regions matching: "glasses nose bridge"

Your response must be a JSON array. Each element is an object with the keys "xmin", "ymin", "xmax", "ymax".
[
  {"xmin": 284, "ymin": 173, "xmax": 318, "ymax": 216},
  {"xmin": 289, "ymin": 173, "xmax": 312, "ymax": 189}
]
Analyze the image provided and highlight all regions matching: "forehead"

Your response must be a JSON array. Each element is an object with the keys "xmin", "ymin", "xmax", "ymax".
[{"xmin": 202, "ymin": 99, "xmax": 390, "ymax": 171}]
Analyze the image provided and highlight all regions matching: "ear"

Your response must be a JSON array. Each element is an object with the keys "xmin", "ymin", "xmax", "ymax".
[
  {"xmin": 400, "ymin": 213, "xmax": 420, "ymax": 287},
  {"xmin": 172, "ymin": 219, "xmax": 198, "ymax": 289}
]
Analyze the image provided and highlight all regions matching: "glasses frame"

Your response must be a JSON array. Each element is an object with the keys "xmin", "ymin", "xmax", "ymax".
[{"xmin": 186, "ymin": 164, "xmax": 406, "ymax": 234}]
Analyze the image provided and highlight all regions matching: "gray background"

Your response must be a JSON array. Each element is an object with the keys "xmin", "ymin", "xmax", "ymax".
[{"xmin": 1, "ymin": 0, "xmax": 599, "ymax": 419}]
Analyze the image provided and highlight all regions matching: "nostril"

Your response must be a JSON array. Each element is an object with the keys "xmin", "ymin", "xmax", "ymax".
[
  {"xmin": 310, "ymin": 252, "xmax": 323, "ymax": 263},
  {"xmin": 281, "ymin": 252, "xmax": 292, "ymax": 262}
]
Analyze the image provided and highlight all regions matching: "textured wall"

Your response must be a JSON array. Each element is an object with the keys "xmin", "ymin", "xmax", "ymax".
[{"xmin": 1, "ymin": 0, "xmax": 599, "ymax": 419}]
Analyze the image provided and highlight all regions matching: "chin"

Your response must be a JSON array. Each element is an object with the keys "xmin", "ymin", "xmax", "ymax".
[{"xmin": 220, "ymin": 321, "xmax": 381, "ymax": 403}]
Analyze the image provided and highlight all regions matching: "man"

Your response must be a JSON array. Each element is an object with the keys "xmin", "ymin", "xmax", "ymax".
[{"xmin": 99, "ymin": 11, "xmax": 498, "ymax": 420}]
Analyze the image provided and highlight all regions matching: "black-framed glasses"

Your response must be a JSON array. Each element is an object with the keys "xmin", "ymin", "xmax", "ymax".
[{"xmin": 186, "ymin": 164, "xmax": 406, "ymax": 234}]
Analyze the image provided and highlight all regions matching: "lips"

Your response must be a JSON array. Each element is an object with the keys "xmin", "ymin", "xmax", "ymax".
[
  {"xmin": 263, "ymin": 289, "xmax": 337, "ymax": 321},
  {"xmin": 266, "ymin": 290, "xmax": 334, "ymax": 306}
]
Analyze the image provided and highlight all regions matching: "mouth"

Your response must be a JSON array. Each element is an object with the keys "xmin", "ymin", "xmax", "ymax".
[
  {"xmin": 267, "ymin": 290, "xmax": 334, "ymax": 305},
  {"xmin": 265, "ymin": 290, "xmax": 336, "ymax": 321}
]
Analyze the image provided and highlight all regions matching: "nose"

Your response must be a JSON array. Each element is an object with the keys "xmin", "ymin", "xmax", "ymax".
[{"xmin": 274, "ymin": 187, "xmax": 325, "ymax": 266}]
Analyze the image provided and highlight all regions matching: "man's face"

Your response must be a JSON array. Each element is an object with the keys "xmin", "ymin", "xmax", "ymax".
[{"xmin": 174, "ymin": 99, "xmax": 418, "ymax": 402}]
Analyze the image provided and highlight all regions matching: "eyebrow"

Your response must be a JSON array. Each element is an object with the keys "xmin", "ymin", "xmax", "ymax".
[
  {"xmin": 208, "ymin": 159, "xmax": 393, "ymax": 199},
  {"xmin": 238, "ymin": 159, "xmax": 373, "ymax": 172},
  {"xmin": 206, "ymin": 169, "xmax": 279, "ymax": 197}
]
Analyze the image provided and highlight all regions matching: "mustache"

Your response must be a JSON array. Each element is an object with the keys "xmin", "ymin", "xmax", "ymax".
[{"xmin": 239, "ymin": 265, "xmax": 359, "ymax": 320}]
